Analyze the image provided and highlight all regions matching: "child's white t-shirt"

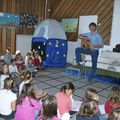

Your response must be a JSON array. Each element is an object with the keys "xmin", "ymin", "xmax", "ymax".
[
  {"xmin": 9, "ymin": 64, "xmax": 19, "ymax": 74},
  {"xmin": 0, "ymin": 89, "xmax": 17, "ymax": 115}
]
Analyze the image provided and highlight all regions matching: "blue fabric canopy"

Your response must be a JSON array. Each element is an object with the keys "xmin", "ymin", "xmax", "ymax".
[{"xmin": 32, "ymin": 37, "xmax": 67, "ymax": 67}]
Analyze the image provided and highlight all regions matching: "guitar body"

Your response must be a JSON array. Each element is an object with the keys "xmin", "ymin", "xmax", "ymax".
[{"xmin": 81, "ymin": 38, "xmax": 91, "ymax": 49}]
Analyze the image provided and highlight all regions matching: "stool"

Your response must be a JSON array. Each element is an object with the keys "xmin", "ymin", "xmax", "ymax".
[
  {"xmin": 66, "ymin": 67, "xmax": 81, "ymax": 80},
  {"xmin": 79, "ymin": 61, "xmax": 87, "ymax": 79}
]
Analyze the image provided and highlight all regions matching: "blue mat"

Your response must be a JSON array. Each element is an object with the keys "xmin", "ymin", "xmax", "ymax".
[
  {"xmin": 65, "ymin": 68, "xmax": 80, "ymax": 75},
  {"xmin": 65, "ymin": 68, "xmax": 120, "ymax": 86}
]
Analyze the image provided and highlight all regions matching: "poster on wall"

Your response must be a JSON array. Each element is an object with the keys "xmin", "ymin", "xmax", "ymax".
[
  {"xmin": 20, "ymin": 13, "xmax": 38, "ymax": 27},
  {"xmin": 61, "ymin": 18, "xmax": 78, "ymax": 32},
  {"xmin": 0, "ymin": 12, "xmax": 20, "ymax": 28},
  {"xmin": 0, "ymin": 12, "xmax": 38, "ymax": 28}
]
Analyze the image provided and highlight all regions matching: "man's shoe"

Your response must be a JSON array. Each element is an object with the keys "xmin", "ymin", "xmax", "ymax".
[{"xmin": 73, "ymin": 64, "xmax": 82, "ymax": 69}]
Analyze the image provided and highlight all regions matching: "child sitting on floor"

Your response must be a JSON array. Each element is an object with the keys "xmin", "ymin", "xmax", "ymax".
[
  {"xmin": 76, "ymin": 99, "xmax": 100, "ymax": 120},
  {"xmin": 15, "ymin": 83, "xmax": 42, "ymax": 120},
  {"xmin": 19, "ymin": 71, "xmax": 33, "ymax": 95},
  {"xmin": 33, "ymin": 51, "xmax": 44, "ymax": 70},
  {"xmin": 25, "ymin": 51, "xmax": 32, "ymax": 67},
  {"xmin": 38, "ymin": 95, "xmax": 61, "ymax": 120},
  {"xmin": 18, "ymin": 66, "xmax": 27, "ymax": 79},
  {"xmin": 105, "ymin": 87, "xmax": 120, "ymax": 115},
  {"xmin": 84, "ymin": 88, "xmax": 99, "ymax": 102},
  {"xmin": 108, "ymin": 107, "xmax": 120, "ymax": 120},
  {"xmin": 9, "ymin": 59, "xmax": 19, "ymax": 76},
  {"xmin": 0, "ymin": 63, "xmax": 10, "ymax": 89},
  {"xmin": 80, "ymin": 88, "xmax": 99, "ymax": 109},
  {"xmin": 79, "ymin": 88, "xmax": 100, "ymax": 118},
  {"xmin": 55, "ymin": 82, "xmax": 75, "ymax": 120},
  {"xmin": 4, "ymin": 47, "xmax": 13, "ymax": 65},
  {"xmin": 28, "ymin": 57, "xmax": 35, "ymax": 70},
  {"xmin": 19, "ymin": 71, "xmax": 46, "ymax": 99},
  {"xmin": 15, "ymin": 50, "xmax": 25, "ymax": 71},
  {"xmin": 27, "ymin": 57, "xmax": 37, "ymax": 77},
  {"xmin": 0, "ymin": 77, "xmax": 17, "ymax": 119},
  {"xmin": 0, "ymin": 60, "xmax": 5, "ymax": 73},
  {"xmin": 1, "ymin": 63, "xmax": 21, "ymax": 93}
]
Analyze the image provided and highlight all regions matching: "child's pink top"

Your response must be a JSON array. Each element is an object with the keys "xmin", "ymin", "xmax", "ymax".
[
  {"xmin": 15, "ymin": 96, "xmax": 42, "ymax": 120},
  {"xmin": 105, "ymin": 100, "xmax": 113, "ymax": 114},
  {"xmin": 38, "ymin": 116, "xmax": 61, "ymax": 120},
  {"xmin": 55, "ymin": 92, "xmax": 71, "ymax": 116}
]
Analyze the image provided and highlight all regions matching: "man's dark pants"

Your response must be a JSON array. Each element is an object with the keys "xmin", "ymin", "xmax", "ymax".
[{"xmin": 75, "ymin": 47, "xmax": 99, "ymax": 80}]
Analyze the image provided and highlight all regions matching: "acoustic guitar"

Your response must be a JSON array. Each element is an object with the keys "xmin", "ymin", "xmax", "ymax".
[{"xmin": 81, "ymin": 38, "xmax": 91, "ymax": 49}]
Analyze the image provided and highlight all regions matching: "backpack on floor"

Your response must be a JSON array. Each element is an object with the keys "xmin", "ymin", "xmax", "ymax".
[{"xmin": 113, "ymin": 44, "xmax": 120, "ymax": 52}]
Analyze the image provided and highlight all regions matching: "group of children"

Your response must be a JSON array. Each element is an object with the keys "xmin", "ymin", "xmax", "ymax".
[
  {"xmin": 55, "ymin": 83, "xmax": 120, "ymax": 120},
  {"xmin": 2, "ymin": 47, "xmax": 44, "ymax": 73},
  {"xmin": 0, "ymin": 48, "xmax": 120, "ymax": 120}
]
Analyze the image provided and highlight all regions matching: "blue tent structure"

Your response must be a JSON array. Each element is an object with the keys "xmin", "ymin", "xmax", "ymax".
[
  {"xmin": 32, "ymin": 19, "xmax": 67, "ymax": 67},
  {"xmin": 32, "ymin": 37, "xmax": 47, "ymax": 62}
]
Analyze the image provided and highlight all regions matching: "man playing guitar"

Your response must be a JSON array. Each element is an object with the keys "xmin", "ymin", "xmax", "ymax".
[{"xmin": 75, "ymin": 22, "xmax": 103, "ymax": 81}]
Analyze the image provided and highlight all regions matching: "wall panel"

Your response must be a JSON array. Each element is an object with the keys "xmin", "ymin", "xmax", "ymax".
[
  {"xmin": 0, "ymin": 0, "xmax": 115, "ymax": 55},
  {"xmin": 0, "ymin": 0, "xmax": 46, "ymax": 55},
  {"xmin": 50, "ymin": 0, "xmax": 114, "ymax": 44}
]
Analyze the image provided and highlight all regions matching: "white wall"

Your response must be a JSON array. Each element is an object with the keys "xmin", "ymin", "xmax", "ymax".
[
  {"xmin": 67, "ymin": 40, "xmax": 81, "ymax": 63},
  {"xmin": 78, "ymin": 15, "xmax": 98, "ymax": 34},
  {"xmin": 16, "ymin": 35, "xmax": 32, "ymax": 57}
]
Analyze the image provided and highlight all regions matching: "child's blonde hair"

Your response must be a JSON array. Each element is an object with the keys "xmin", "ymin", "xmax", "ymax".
[
  {"xmin": 108, "ymin": 107, "xmax": 120, "ymax": 120},
  {"xmin": 78, "ymin": 99, "xmax": 98, "ymax": 118},
  {"xmin": 107, "ymin": 87, "xmax": 120, "ymax": 105},
  {"xmin": 24, "ymin": 71, "xmax": 32, "ymax": 80},
  {"xmin": 4, "ymin": 77, "xmax": 15, "ymax": 90},
  {"xmin": 85, "ymin": 88, "xmax": 99, "ymax": 102}
]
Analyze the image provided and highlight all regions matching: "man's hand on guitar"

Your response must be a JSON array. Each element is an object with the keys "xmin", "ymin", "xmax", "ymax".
[
  {"xmin": 81, "ymin": 38, "xmax": 91, "ymax": 49},
  {"xmin": 89, "ymin": 44, "xmax": 94, "ymax": 50}
]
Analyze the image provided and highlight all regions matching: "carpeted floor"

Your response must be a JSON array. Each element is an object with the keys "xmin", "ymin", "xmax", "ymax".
[
  {"xmin": 32, "ymin": 68, "xmax": 114, "ymax": 104},
  {"xmin": 31, "ymin": 67, "xmax": 116, "ymax": 120}
]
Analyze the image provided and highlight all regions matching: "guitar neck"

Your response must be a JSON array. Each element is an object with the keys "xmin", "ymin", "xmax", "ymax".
[{"xmin": 78, "ymin": 34, "xmax": 88, "ymax": 40}]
